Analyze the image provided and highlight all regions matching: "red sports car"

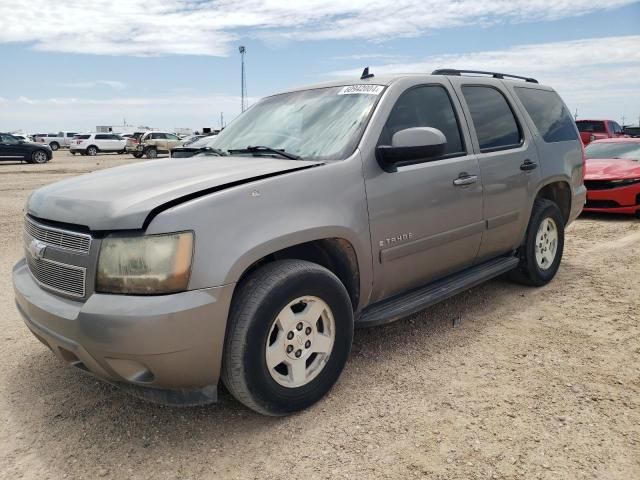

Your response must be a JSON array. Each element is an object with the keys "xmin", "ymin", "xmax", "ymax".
[{"xmin": 583, "ymin": 138, "xmax": 640, "ymax": 216}]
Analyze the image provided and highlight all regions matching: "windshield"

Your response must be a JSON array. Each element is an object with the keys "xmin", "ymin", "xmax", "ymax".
[
  {"xmin": 585, "ymin": 142, "xmax": 640, "ymax": 160},
  {"xmin": 210, "ymin": 85, "xmax": 384, "ymax": 160}
]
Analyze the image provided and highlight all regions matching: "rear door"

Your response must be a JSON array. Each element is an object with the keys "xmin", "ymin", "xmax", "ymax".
[
  {"xmin": 94, "ymin": 134, "xmax": 111, "ymax": 150},
  {"xmin": 448, "ymin": 77, "xmax": 541, "ymax": 261},
  {"xmin": 165, "ymin": 133, "xmax": 181, "ymax": 151},
  {"xmin": 0, "ymin": 134, "xmax": 23, "ymax": 159}
]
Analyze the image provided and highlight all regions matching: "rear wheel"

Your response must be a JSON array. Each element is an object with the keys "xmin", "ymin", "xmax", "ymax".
[
  {"xmin": 221, "ymin": 260, "xmax": 353, "ymax": 416},
  {"xmin": 87, "ymin": 146, "xmax": 98, "ymax": 156},
  {"xmin": 49, "ymin": 142, "xmax": 59, "ymax": 151},
  {"xmin": 133, "ymin": 152, "xmax": 144, "ymax": 159},
  {"xmin": 509, "ymin": 198, "xmax": 564, "ymax": 286},
  {"xmin": 145, "ymin": 148, "xmax": 157, "ymax": 159},
  {"xmin": 30, "ymin": 150, "xmax": 48, "ymax": 164}
]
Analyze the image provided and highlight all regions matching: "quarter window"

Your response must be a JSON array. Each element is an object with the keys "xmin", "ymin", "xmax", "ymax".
[
  {"xmin": 379, "ymin": 85, "xmax": 464, "ymax": 155},
  {"xmin": 462, "ymin": 86, "xmax": 522, "ymax": 152},
  {"xmin": 514, "ymin": 87, "xmax": 578, "ymax": 143}
]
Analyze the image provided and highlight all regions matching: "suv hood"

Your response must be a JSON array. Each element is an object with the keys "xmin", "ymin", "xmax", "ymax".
[
  {"xmin": 28, "ymin": 156, "xmax": 322, "ymax": 231},
  {"xmin": 585, "ymin": 158, "xmax": 640, "ymax": 180}
]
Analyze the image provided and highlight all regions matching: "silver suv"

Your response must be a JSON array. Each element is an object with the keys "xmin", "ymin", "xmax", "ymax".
[{"xmin": 13, "ymin": 69, "xmax": 586, "ymax": 415}]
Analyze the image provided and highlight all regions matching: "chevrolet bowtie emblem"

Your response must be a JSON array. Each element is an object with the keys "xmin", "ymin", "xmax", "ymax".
[{"xmin": 28, "ymin": 239, "xmax": 47, "ymax": 260}]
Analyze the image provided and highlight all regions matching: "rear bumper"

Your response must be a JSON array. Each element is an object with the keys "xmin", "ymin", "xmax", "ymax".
[
  {"xmin": 13, "ymin": 258, "xmax": 235, "ymax": 405},
  {"xmin": 584, "ymin": 182, "xmax": 640, "ymax": 214}
]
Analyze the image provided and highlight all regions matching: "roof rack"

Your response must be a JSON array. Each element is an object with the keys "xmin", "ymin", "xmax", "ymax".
[{"xmin": 432, "ymin": 69, "xmax": 538, "ymax": 84}]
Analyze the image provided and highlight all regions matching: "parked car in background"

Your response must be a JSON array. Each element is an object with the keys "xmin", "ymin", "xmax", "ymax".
[
  {"xmin": 12, "ymin": 134, "xmax": 31, "ymax": 143},
  {"xmin": 69, "ymin": 133, "xmax": 127, "ymax": 156},
  {"xmin": 134, "ymin": 131, "xmax": 182, "ymax": 158},
  {"xmin": 623, "ymin": 126, "xmax": 640, "ymax": 138},
  {"xmin": 124, "ymin": 131, "xmax": 148, "ymax": 156},
  {"xmin": 0, "ymin": 133, "xmax": 52, "ymax": 163},
  {"xmin": 180, "ymin": 134, "xmax": 207, "ymax": 146},
  {"xmin": 170, "ymin": 135, "xmax": 219, "ymax": 158},
  {"xmin": 13, "ymin": 69, "xmax": 586, "ymax": 415},
  {"xmin": 583, "ymin": 138, "xmax": 640, "ymax": 216},
  {"xmin": 34, "ymin": 131, "xmax": 78, "ymax": 150},
  {"xmin": 576, "ymin": 119, "xmax": 625, "ymax": 145}
]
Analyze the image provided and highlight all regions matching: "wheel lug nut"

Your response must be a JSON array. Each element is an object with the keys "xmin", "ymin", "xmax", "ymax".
[
  {"xmin": 305, "ymin": 327, "xmax": 312, "ymax": 335},
  {"xmin": 305, "ymin": 340, "xmax": 311, "ymax": 348},
  {"xmin": 286, "ymin": 345, "xmax": 293, "ymax": 353},
  {"xmin": 296, "ymin": 322, "xmax": 303, "ymax": 331},
  {"xmin": 295, "ymin": 349, "xmax": 302, "ymax": 358},
  {"xmin": 287, "ymin": 331, "xmax": 294, "ymax": 340}
]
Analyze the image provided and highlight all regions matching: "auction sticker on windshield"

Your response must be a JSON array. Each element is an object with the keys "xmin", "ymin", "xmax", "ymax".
[{"xmin": 338, "ymin": 85, "xmax": 385, "ymax": 95}]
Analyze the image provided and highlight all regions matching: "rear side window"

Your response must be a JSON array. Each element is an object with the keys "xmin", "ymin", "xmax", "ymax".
[
  {"xmin": 576, "ymin": 121, "xmax": 605, "ymax": 133},
  {"xmin": 379, "ymin": 85, "xmax": 465, "ymax": 155},
  {"xmin": 95, "ymin": 134, "xmax": 109, "ymax": 140},
  {"xmin": 66, "ymin": 132, "xmax": 77, "ymax": 137},
  {"xmin": 462, "ymin": 86, "xmax": 522, "ymax": 152},
  {"xmin": 75, "ymin": 134, "xmax": 90, "ymax": 140},
  {"xmin": 514, "ymin": 88, "xmax": 578, "ymax": 143},
  {"xmin": 151, "ymin": 133, "xmax": 166, "ymax": 139}
]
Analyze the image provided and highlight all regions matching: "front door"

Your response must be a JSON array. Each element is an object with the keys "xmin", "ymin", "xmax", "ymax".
[
  {"xmin": 448, "ymin": 78, "xmax": 541, "ymax": 261},
  {"xmin": 364, "ymin": 82, "xmax": 484, "ymax": 302}
]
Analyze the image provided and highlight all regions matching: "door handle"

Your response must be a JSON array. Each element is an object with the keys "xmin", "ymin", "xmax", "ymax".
[
  {"xmin": 453, "ymin": 173, "xmax": 478, "ymax": 186},
  {"xmin": 520, "ymin": 160, "xmax": 538, "ymax": 171}
]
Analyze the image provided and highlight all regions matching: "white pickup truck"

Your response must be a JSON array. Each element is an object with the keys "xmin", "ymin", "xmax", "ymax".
[{"xmin": 34, "ymin": 131, "xmax": 78, "ymax": 150}]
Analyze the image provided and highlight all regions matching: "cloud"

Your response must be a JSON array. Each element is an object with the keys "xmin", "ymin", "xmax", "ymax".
[
  {"xmin": 0, "ymin": 0, "xmax": 636, "ymax": 56},
  {"xmin": 61, "ymin": 80, "xmax": 126, "ymax": 89},
  {"xmin": 330, "ymin": 35, "xmax": 640, "ymax": 119}
]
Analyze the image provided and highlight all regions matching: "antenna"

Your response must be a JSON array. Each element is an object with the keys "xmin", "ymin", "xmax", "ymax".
[
  {"xmin": 360, "ymin": 67, "xmax": 374, "ymax": 80},
  {"xmin": 239, "ymin": 46, "xmax": 247, "ymax": 112}
]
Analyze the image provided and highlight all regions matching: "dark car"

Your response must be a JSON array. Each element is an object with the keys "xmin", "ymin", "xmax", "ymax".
[
  {"xmin": 0, "ymin": 133, "xmax": 52, "ymax": 164},
  {"xmin": 170, "ymin": 134, "xmax": 218, "ymax": 158}
]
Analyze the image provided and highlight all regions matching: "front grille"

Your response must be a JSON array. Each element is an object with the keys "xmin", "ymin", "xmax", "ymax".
[
  {"xmin": 584, "ymin": 179, "xmax": 640, "ymax": 190},
  {"xmin": 24, "ymin": 216, "xmax": 91, "ymax": 254},
  {"xmin": 585, "ymin": 199, "xmax": 620, "ymax": 209},
  {"xmin": 26, "ymin": 255, "xmax": 86, "ymax": 297}
]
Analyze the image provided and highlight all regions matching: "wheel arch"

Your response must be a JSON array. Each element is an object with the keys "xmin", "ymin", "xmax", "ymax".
[
  {"xmin": 535, "ymin": 180, "xmax": 572, "ymax": 225},
  {"xmin": 235, "ymin": 237, "xmax": 361, "ymax": 311}
]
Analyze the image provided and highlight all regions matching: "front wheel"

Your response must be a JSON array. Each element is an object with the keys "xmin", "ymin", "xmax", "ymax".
[
  {"xmin": 49, "ymin": 142, "xmax": 59, "ymax": 151},
  {"xmin": 509, "ymin": 198, "xmax": 565, "ymax": 286},
  {"xmin": 31, "ymin": 150, "xmax": 49, "ymax": 164},
  {"xmin": 221, "ymin": 260, "xmax": 354, "ymax": 416},
  {"xmin": 87, "ymin": 146, "xmax": 98, "ymax": 156}
]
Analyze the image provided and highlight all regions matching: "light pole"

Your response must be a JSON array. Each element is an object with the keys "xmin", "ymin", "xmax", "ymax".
[{"xmin": 239, "ymin": 46, "xmax": 247, "ymax": 113}]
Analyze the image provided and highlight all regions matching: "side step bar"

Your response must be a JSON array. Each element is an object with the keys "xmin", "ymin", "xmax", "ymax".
[{"xmin": 356, "ymin": 256, "xmax": 519, "ymax": 328}]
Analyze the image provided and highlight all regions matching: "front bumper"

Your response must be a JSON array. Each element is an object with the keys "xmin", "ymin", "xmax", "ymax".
[
  {"xmin": 13, "ymin": 258, "xmax": 235, "ymax": 405},
  {"xmin": 584, "ymin": 182, "xmax": 640, "ymax": 214}
]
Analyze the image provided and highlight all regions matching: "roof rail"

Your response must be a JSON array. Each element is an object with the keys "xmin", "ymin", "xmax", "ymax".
[{"xmin": 432, "ymin": 69, "xmax": 538, "ymax": 84}]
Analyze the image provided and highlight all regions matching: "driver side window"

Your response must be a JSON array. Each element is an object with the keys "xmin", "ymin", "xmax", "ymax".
[{"xmin": 379, "ymin": 85, "xmax": 465, "ymax": 155}]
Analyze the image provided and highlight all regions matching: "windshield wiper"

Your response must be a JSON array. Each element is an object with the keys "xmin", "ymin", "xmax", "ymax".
[
  {"xmin": 200, "ymin": 147, "xmax": 228, "ymax": 156},
  {"xmin": 227, "ymin": 145, "xmax": 301, "ymax": 160}
]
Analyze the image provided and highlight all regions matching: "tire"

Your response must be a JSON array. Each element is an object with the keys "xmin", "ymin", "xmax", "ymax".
[
  {"xmin": 145, "ymin": 148, "xmax": 157, "ymax": 159},
  {"xmin": 133, "ymin": 152, "xmax": 144, "ymax": 159},
  {"xmin": 30, "ymin": 150, "xmax": 49, "ymax": 164},
  {"xmin": 509, "ymin": 198, "xmax": 565, "ymax": 286},
  {"xmin": 221, "ymin": 260, "xmax": 354, "ymax": 416},
  {"xmin": 70, "ymin": 152, "xmax": 76, "ymax": 156},
  {"xmin": 87, "ymin": 146, "xmax": 98, "ymax": 156},
  {"xmin": 49, "ymin": 142, "xmax": 59, "ymax": 151}
]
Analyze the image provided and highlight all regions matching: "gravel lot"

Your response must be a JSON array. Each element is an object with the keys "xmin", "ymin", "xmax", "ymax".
[{"xmin": 1, "ymin": 151, "xmax": 639, "ymax": 479}]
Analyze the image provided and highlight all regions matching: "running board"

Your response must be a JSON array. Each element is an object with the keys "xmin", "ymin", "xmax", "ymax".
[{"xmin": 357, "ymin": 256, "xmax": 519, "ymax": 328}]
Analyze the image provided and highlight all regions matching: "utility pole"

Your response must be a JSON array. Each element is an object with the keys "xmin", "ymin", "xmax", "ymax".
[
  {"xmin": 574, "ymin": 108, "xmax": 578, "ymax": 121},
  {"xmin": 220, "ymin": 112, "xmax": 224, "ymax": 129},
  {"xmin": 239, "ymin": 46, "xmax": 247, "ymax": 113}
]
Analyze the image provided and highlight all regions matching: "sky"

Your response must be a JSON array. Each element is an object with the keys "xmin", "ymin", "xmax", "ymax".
[{"xmin": 0, "ymin": 0, "xmax": 639, "ymax": 133}]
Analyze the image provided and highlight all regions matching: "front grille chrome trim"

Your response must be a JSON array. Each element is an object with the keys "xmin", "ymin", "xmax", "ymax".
[
  {"xmin": 26, "ymin": 255, "xmax": 86, "ymax": 298},
  {"xmin": 24, "ymin": 216, "xmax": 91, "ymax": 255}
]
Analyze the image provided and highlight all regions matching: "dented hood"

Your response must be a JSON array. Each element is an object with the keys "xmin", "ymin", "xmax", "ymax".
[
  {"xmin": 27, "ymin": 156, "xmax": 321, "ymax": 231},
  {"xmin": 585, "ymin": 158, "xmax": 640, "ymax": 180}
]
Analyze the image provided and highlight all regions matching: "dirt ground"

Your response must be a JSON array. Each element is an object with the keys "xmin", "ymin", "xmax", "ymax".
[{"xmin": 1, "ymin": 151, "xmax": 639, "ymax": 480}]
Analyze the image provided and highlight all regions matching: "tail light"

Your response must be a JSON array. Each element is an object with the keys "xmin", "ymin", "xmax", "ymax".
[{"xmin": 580, "ymin": 142, "xmax": 586, "ymax": 183}]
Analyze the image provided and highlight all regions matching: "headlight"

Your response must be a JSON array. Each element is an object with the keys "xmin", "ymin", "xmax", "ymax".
[{"xmin": 96, "ymin": 232, "xmax": 193, "ymax": 294}]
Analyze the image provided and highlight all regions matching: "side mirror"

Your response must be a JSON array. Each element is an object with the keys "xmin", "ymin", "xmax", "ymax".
[{"xmin": 376, "ymin": 127, "xmax": 447, "ymax": 172}]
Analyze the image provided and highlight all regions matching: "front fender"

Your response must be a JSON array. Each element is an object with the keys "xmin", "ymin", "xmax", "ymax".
[{"xmin": 145, "ymin": 152, "xmax": 373, "ymax": 304}]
